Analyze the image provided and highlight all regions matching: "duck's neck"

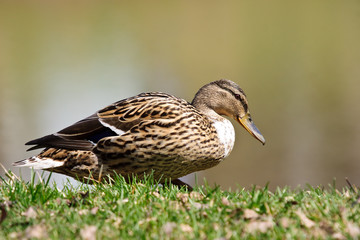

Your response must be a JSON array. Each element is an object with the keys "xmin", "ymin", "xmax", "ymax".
[
  {"xmin": 191, "ymin": 94, "xmax": 235, "ymax": 158},
  {"xmin": 191, "ymin": 92, "xmax": 223, "ymax": 121}
]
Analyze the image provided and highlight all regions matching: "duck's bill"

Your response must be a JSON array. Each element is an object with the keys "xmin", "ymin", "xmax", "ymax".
[{"xmin": 237, "ymin": 114, "xmax": 265, "ymax": 145}]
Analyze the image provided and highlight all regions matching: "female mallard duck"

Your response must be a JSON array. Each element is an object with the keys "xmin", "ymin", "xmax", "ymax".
[{"xmin": 14, "ymin": 79, "xmax": 265, "ymax": 188}]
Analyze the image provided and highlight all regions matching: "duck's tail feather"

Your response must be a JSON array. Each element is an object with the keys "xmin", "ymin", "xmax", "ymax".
[{"xmin": 13, "ymin": 156, "xmax": 64, "ymax": 170}]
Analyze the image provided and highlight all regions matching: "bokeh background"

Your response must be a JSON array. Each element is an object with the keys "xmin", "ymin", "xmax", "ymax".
[{"xmin": 1, "ymin": 1, "xmax": 359, "ymax": 190}]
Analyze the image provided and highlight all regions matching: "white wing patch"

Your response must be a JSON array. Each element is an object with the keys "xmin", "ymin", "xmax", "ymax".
[
  {"xmin": 99, "ymin": 119, "xmax": 125, "ymax": 136},
  {"xmin": 212, "ymin": 118, "xmax": 235, "ymax": 158}
]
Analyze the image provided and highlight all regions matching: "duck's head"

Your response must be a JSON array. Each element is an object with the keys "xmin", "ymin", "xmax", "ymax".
[{"xmin": 192, "ymin": 79, "xmax": 265, "ymax": 145}]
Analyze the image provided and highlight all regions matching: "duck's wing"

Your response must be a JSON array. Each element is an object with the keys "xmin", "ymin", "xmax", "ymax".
[
  {"xmin": 92, "ymin": 98, "xmax": 216, "ymax": 178},
  {"xmin": 25, "ymin": 113, "xmax": 114, "ymax": 151},
  {"xmin": 25, "ymin": 92, "xmax": 187, "ymax": 151}
]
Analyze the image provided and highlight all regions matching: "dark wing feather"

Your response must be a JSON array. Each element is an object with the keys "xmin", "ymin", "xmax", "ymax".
[
  {"xmin": 26, "ymin": 135, "xmax": 94, "ymax": 151},
  {"xmin": 26, "ymin": 114, "xmax": 117, "ymax": 151},
  {"xmin": 57, "ymin": 113, "xmax": 104, "ymax": 138}
]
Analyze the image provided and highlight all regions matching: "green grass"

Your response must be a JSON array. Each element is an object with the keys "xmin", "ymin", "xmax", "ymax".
[{"xmin": 0, "ymin": 170, "xmax": 360, "ymax": 239}]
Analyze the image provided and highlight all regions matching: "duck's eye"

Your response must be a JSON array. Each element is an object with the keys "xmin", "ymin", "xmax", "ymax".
[{"xmin": 235, "ymin": 94, "xmax": 241, "ymax": 100}]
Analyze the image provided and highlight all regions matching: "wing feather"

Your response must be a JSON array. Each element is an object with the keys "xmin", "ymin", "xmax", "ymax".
[{"xmin": 25, "ymin": 92, "xmax": 190, "ymax": 151}]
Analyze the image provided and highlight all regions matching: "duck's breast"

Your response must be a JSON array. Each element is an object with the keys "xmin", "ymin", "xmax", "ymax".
[{"xmin": 212, "ymin": 118, "xmax": 235, "ymax": 158}]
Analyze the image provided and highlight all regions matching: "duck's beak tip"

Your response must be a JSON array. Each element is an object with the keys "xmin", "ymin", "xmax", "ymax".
[{"xmin": 237, "ymin": 114, "xmax": 265, "ymax": 145}]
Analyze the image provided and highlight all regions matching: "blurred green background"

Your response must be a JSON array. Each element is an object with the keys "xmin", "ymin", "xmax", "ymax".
[{"xmin": 1, "ymin": 1, "xmax": 359, "ymax": 190}]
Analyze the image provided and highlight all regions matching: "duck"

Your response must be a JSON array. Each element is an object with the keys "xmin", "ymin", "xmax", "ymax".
[{"xmin": 13, "ymin": 79, "xmax": 265, "ymax": 189}]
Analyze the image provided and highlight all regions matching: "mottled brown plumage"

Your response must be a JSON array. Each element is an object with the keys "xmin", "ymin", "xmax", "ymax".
[{"xmin": 14, "ymin": 79, "xmax": 265, "ymax": 187}]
